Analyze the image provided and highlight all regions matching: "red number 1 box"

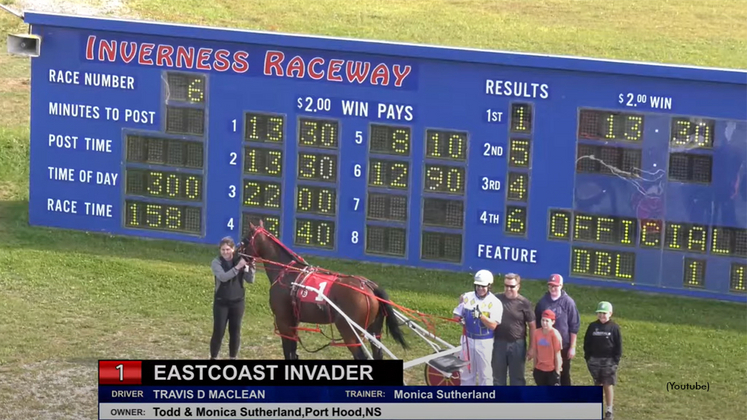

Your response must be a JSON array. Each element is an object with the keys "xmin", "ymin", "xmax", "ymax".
[{"xmin": 99, "ymin": 360, "xmax": 142, "ymax": 385}]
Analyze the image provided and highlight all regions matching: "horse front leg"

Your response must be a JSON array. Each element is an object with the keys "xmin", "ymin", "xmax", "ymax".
[
  {"xmin": 276, "ymin": 316, "xmax": 299, "ymax": 360},
  {"xmin": 281, "ymin": 337, "xmax": 299, "ymax": 360}
]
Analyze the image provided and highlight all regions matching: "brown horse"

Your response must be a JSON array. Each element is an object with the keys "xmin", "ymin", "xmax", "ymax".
[{"xmin": 237, "ymin": 220, "xmax": 408, "ymax": 360}]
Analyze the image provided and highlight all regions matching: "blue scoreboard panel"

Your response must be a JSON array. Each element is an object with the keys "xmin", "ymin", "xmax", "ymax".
[{"xmin": 24, "ymin": 12, "xmax": 747, "ymax": 302}]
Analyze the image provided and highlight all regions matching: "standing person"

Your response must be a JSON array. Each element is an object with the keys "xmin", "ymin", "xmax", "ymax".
[
  {"xmin": 534, "ymin": 274, "xmax": 580, "ymax": 386},
  {"xmin": 492, "ymin": 273, "xmax": 536, "ymax": 386},
  {"xmin": 584, "ymin": 301, "xmax": 622, "ymax": 420},
  {"xmin": 453, "ymin": 269, "xmax": 503, "ymax": 386},
  {"xmin": 528, "ymin": 309, "xmax": 562, "ymax": 386},
  {"xmin": 210, "ymin": 236, "xmax": 256, "ymax": 360}
]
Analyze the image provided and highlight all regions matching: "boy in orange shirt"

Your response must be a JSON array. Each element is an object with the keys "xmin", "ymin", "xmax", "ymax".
[{"xmin": 528, "ymin": 309, "xmax": 562, "ymax": 386}]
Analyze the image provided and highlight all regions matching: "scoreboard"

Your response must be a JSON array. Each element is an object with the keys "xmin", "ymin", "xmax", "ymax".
[{"xmin": 24, "ymin": 12, "xmax": 747, "ymax": 302}]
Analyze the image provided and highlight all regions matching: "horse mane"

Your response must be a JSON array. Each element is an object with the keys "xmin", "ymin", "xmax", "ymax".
[
  {"xmin": 256, "ymin": 228, "xmax": 309, "ymax": 268},
  {"xmin": 271, "ymin": 236, "xmax": 309, "ymax": 267}
]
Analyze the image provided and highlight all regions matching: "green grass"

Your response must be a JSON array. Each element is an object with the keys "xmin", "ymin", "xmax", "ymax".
[{"xmin": 0, "ymin": 1, "xmax": 746, "ymax": 419}]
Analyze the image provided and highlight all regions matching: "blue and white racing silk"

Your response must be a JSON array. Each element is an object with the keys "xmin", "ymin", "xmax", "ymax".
[
  {"xmin": 454, "ymin": 291, "xmax": 503, "ymax": 339},
  {"xmin": 452, "ymin": 291, "xmax": 503, "ymax": 386}
]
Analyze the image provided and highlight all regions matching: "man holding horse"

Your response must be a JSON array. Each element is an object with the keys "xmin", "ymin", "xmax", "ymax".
[{"xmin": 453, "ymin": 270, "xmax": 503, "ymax": 386}]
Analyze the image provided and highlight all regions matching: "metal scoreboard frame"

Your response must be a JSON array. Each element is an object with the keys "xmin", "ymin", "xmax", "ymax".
[{"xmin": 19, "ymin": 11, "xmax": 747, "ymax": 302}]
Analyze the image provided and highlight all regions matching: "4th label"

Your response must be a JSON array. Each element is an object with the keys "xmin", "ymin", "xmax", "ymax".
[{"xmin": 480, "ymin": 211, "xmax": 500, "ymax": 225}]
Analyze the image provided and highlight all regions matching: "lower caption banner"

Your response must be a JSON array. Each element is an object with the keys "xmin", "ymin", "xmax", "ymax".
[{"xmin": 98, "ymin": 360, "xmax": 603, "ymax": 420}]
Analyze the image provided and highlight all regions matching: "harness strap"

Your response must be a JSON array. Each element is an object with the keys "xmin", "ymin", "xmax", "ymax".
[{"xmin": 240, "ymin": 226, "xmax": 461, "ymax": 350}]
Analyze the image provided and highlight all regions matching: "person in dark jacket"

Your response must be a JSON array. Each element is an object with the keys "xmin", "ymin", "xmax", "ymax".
[
  {"xmin": 534, "ymin": 274, "xmax": 580, "ymax": 386},
  {"xmin": 209, "ymin": 236, "xmax": 256, "ymax": 359},
  {"xmin": 584, "ymin": 301, "xmax": 622, "ymax": 420}
]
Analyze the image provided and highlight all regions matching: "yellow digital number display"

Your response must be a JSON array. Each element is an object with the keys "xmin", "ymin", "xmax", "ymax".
[
  {"xmin": 671, "ymin": 117, "xmax": 714, "ymax": 148},
  {"xmin": 424, "ymin": 164, "xmax": 465, "ymax": 194},
  {"xmin": 297, "ymin": 186, "xmax": 336, "ymax": 215},
  {"xmin": 242, "ymin": 180, "xmax": 281, "ymax": 209},
  {"xmin": 504, "ymin": 205, "xmax": 527, "ymax": 236},
  {"xmin": 125, "ymin": 200, "xmax": 201, "ymax": 234},
  {"xmin": 683, "ymin": 258, "xmax": 706, "ymax": 288},
  {"xmin": 508, "ymin": 138, "xmax": 531, "ymax": 168},
  {"xmin": 245, "ymin": 112, "xmax": 284, "ymax": 143},
  {"xmin": 126, "ymin": 169, "xmax": 203, "ymax": 201},
  {"xmin": 665, "ymin": 222, "xmax": 708, "ymax": 253},
  {"xmin": 510, "ymin": 103, "xmax": 532, "ymax": 133},
  {"xmin": 299, "ymin": 118, "xmax": 339, "ymax": 148},
  {"xmin": 368, "ymin": 159, "xmax": 409, "ymax": 189},
  {"xmin": 370, "ymin": 124, "xmax": 411, "ymax": 156},
  {"xmin": 548, "ymin": 209, "xmax": 571, "ymax": 240},
  {"xmin": 578, "ymin": 110, "xmax": 644, "ymax": 142},
  {"xmin": 507, "ymin": 172, "xmax": 529, "ymax": 202},
  {"xmin": 425, "ymin": 129, "xmax": 467, "ymax": 160},
  {"xmin": 297, "ymin": 152, "xmax": 337, "ymax": 182},
  {"xmin": 710, "ymin": 226, "xmax": 747, "ymax": 257},
  {"xmin": 242, "ymin": 213, "xmax": 280, "ymax": 238},
  {"xmin": 294, "ymin": 218, "xmax": 335, "ymax": 249},
  {"xmin": 638, "ymin": 220, "xmax": 662, "ymax": 248},
  {"xmin": 571, "ymin": 247, "xmax": 635, "ymax": 281},
  {"xmin": 244, "ymin": 147, "xmax": 282, "ymax": 177},
  {"xmin": 166, "ymin": 73, "xmax": 205, "ymax": 103},
  {"xmin": 572, "ymin": 212, "xmax": 636, "ymax": 246},
  {"xmin": 731, "ymin": 263, "xmax": 746, "ymax": 293}
]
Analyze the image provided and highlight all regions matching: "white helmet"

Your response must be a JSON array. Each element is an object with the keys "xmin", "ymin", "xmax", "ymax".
[{"xmin": 474, "ymin": 269, "xmax": 494, "ymax": 286}]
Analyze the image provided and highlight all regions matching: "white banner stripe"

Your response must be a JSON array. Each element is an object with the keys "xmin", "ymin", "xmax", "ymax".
[{"xmin": 99, "ymin": 402, "xmax": 602, "ymax": 420}]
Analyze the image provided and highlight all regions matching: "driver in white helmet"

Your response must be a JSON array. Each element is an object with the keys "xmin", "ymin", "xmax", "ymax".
[{"xmin": 453, "ymin": 269, "xmax": 503, "ymax": 386}]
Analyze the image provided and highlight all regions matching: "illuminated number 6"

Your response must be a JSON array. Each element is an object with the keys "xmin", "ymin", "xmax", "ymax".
[
  {"xmin": 315, "ymin": 281, "xmax": 328, "ymax": 301},
  {"xmin": 188, "ymin": 79, "xmax": 203, "ymax": 103}
]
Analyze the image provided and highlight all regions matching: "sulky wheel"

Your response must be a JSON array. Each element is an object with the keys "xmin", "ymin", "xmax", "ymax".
[{"xmin": 424, "ymin": 364, "xmax": 460, "ymax": 386}]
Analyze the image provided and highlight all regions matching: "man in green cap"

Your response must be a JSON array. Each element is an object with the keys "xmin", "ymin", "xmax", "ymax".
[{"xmin": 583, "ymin": 301, "xmax": 622, "ymax": 420}]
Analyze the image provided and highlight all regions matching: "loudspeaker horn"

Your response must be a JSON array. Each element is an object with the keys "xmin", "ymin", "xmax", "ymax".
[{"xmin": 7, "ymin": 34, "xmax": 41, "ymax": 58}]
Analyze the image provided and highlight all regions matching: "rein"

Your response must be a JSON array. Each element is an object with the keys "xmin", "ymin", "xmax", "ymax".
[
  {"xmin": 239, "ymin": 226, "xmax": 309, "ymax": 288},
  {"xmin": 238, "ymin": 226, "xmax": 461, "ymax": 338}
]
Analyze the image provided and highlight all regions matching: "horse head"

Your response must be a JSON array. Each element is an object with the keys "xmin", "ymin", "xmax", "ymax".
[
  {"xmin": 237, "ymin": 219, "xmax": 307, "ymax": 272},
  {"xmin": 238, "ymin": 219, "xmax": 270, "ymax": 259}
]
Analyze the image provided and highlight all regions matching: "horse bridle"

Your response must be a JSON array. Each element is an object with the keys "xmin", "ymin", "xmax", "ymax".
[
  {"xmin": 238, "ymin": 226, "xmax": 266, "ymax": 259},
  {"xmin": 238, "ymin": 226, "xmax": 307, "ymax": 267}
]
